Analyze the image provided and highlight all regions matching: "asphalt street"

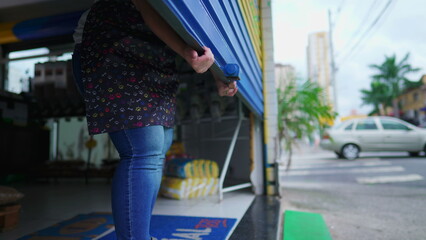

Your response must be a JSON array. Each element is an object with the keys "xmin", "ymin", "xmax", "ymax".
[{"xmin": 279, "ymin": 144, "xmax": 426, "ymax": 240}]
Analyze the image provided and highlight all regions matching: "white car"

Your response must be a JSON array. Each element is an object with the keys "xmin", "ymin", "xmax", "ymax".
[{"xmin": 320, "ymin": 116, "xmax": 426, "ymax": 159}]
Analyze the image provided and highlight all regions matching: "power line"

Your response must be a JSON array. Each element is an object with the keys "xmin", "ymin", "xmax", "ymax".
[
  {"xmin": 336, "ymin": 0, "xmax": 380, "ymax": 58},
  {"xmin": 336, "ymin": 0, "xmax": 394, "ymax": 67},
  {"xmin": 348, "ymin": 0, "xmax": 397, "ymax": 60},
  {"xmin": 337, "ymin": 0, "xmax": 394, "ymax": 66}
]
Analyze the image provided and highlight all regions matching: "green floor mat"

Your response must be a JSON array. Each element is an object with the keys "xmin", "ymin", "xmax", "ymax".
[{"xmin": 283, "ymin": 210, "xmax": 332, "ymax": 240}]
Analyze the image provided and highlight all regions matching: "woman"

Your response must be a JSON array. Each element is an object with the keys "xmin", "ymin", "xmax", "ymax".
[{"xmin": 74, "ymin": 0, "xmax": 238, "ymax": 239}]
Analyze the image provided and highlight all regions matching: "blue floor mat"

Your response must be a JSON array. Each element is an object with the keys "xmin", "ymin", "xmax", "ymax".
[{"xmin": 19, "ymin": 213, "xmax": 237, "ymax": 240}]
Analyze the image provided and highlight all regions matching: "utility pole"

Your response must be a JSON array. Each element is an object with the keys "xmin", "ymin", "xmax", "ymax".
[{"xmin": 328, "ymin": 9, "xmax": 338, "ymax": 115}]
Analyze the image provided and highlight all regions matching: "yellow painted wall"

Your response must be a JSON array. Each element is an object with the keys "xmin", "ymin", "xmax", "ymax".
[
  {"xmin": 397, "ymin": 88, "xmax": 425, "ymax": 111},
  {"xmin": 397, "ymin": 75, "xmax": 426, "ymax": 112},
  {"xmin": 238, "ymin": 0, "xmax": 262, "ymax": 67}
]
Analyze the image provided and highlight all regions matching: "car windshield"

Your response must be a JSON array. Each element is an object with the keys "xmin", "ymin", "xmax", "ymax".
[
  {"xmin": 344, "ymin": 123, "xmax": 354, "ymax": 130},
  {"xmin": 355, "ymin": 119, "xmax": 378, "ymax": 130},
  {"xmin": 331, "ymin": 120, "xmax": 353, "ymax": 130},
  {"xmin": 331, "ymin": 122, "xmax": 345, "ymax": 129}
]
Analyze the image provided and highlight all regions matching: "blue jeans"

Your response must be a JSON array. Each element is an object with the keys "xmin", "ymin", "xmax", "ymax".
[{"xmin": 109, "ymin": 126, "xmax": 174, "ymax": 240}]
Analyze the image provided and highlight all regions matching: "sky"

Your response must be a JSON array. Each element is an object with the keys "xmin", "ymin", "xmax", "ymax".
[{"xmin": 272, "ymin": 0, "xmax": 426, "ymax": 118}]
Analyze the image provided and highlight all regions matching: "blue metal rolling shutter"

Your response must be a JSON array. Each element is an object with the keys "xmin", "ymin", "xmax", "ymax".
[{"xmin": 148, "ymin": 0, "xmax": 264, "ymax": 116}]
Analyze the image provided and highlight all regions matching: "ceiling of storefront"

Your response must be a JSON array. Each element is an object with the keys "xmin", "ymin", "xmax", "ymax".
[{"xmin": 0, "ymin": 0, "xmax": 91, "ymax": 22}]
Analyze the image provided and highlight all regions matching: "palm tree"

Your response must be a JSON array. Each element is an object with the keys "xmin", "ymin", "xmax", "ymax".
[
  {"xmin": 277, "ymin": 80, "xmax": 336, "ymax": 170},
  {"xmin": 360, "ymin": 80, "xmax": 391, "ymax": 115},
  {"xmin": 369, "ymin": 53, "xmax": 420, "ymax": 117}
]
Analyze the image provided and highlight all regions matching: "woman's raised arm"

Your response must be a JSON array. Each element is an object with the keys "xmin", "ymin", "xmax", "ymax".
[{"xmin": 132, "ymin": 0, "xmax": 214, "ymax": 73}]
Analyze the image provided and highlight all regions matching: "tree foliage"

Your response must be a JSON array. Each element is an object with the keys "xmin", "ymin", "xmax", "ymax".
[
  {"xmin": 361, "ymin": 53, "xmax": 420, "ymax": 116},
  {"xmin": 277, "ymin": 80, "xmax": 337, "ymax": 170},
  {"xmin": 360, "ymin": 80, "xmax": 391, "ymax": 115}
]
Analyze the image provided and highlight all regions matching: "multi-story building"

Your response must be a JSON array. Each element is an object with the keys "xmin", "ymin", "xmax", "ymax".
[
  {"xmin": 396, "ymin": 75, "xmax": 426, "ymax": 126},
  {"xmin": 275, "ymin": 63, "xmax": 296, "ymax": 92},
  {"xmin": 307, "ymin": 31, "xmax": 335, "ymax": 110}
]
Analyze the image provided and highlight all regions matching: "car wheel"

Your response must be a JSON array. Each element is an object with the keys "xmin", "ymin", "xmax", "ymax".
[
  {"xmin": 409, "ymin": 152, "xmax": 419, "ymax": 157},
  {"xmin": 334, "ymin": 151, "xmax": 344, "ymax": 159},
  {"xmin": 341, "ymin": 144, "xmax": 360, "ymax": 160}
]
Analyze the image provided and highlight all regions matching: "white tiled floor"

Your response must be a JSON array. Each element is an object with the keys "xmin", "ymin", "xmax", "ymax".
[{"xmin": 0, "ymin": 179, "xmax": 255, "ymax": 240}]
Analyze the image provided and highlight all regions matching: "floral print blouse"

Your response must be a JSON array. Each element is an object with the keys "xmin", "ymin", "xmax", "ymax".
[{"xmin": 80, "ymin": 0, "xmax": 178, "ymax": 135}]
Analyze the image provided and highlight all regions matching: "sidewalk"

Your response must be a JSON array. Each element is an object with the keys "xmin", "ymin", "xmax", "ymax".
[
  {"xmin": 279, "ymin": 141, "xmax": 338, "ymax": 168},
  {"xmin": 279, "ymin": 142, "xmax": 335, "ymax": 240}
]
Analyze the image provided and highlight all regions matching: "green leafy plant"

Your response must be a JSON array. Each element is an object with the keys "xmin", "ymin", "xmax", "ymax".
[
  {"xmin": 363, "ymin": 53, "xmax": 420, "ymax": 117},
  {"xmin": 360, "ymin": 80, "xmax": 391, "ymax": 115},
  {"xmin": 277, "ymin": 80, "xmax": 337, "ymax": 170}
]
